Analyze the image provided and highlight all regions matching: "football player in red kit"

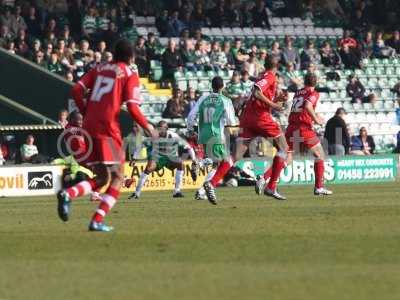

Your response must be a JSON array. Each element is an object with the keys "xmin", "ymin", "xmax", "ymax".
[
  {"xmin": 285, "ymin": 73, "xmax": 332, "ymax": 195},
  {"xmin": 203, "ymin": 57, "xmax": 289, "ymax": 202},
  {"xmin": 238, "ymin": 58, "xmax": 289, "ymax": 200},
  {"xmin": 57, "ymin": 39, "xmax": 156, "ymax": 232},
  {"xmin": 260, "ymin": 73, "xmax": 332, "ymax": 196}
]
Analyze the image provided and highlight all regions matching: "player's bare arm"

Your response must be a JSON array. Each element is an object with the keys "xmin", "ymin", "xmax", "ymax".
[
  {"xmin": 253, "ymin": 87, "xmax": 283, "ymax": 111},
  {"xmin": 304, "ymin": 101, "xmax": 323, "ymax": 125}
]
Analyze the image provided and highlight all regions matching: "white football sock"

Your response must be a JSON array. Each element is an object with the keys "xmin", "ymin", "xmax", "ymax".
[
  {"xmin": 174, "ymin": 170, "xmax": 184, "ymax": 193},
  {"xmin": 136, "ymin": 172, "xmax": 149, "ymax": 196}
]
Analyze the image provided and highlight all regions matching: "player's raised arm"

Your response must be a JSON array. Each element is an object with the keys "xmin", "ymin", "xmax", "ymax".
[
  {"xmin": 71, "ymin": 68, "xmax": 96, "ymax": 114},
  {"xmin": 123, "ymin": 70, "xmax": 156, "ymax": 138}
]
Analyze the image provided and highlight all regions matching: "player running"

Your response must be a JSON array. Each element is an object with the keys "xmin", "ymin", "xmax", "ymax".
[
  {"xmin": 128, "ymin": 120, "xmax": 198, "ymax": 199},
  {"xmin": 285, "ymin": 73, "xmax": 332, "ymax": 195},
  {"xmin": 202, "ymin": 58, "xmax": 289, "ymax": 202},
  {"xmin": 56, "ymin": 39, "xmax": 155, "ymax": 232},
  {"xmin": 187, "ymin": 76, "xmax": 237, "ymax": 205}
]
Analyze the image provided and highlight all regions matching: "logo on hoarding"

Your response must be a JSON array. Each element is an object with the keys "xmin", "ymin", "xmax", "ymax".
[{"xmin": 28, "ymin": 172, "xmax": 53, "ymax": 190}]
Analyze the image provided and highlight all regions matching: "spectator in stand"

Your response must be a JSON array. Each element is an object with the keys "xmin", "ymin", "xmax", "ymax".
[
  {"xmin": 281, "ymin": 36, "xmax": 300, "ymax": 70},
  {"xmin": 324, "ymin": 108, "xmax": 351, "ymax": 155},
  {"xmin": 82, "ymin": 6, "xmax": 97, "ymax": 40},
  {"xmin": 60, "ymin": 26, "xmax": 73, "ymax": 46},
  {"xmin": 59, "ymin": 48, "xmax": 77, "ymax": 74},
  {"xmin": 252, "ymin": 0, "xmax": 271, "ymax": 29},
  {"xmin": 20, "ymin": 134, "xmax": 39, "ymax": 163},
  {"xmin": 243, "ymin": 53, "xmax": 258, "ymax": 78},
  {"xmin": 282, "ymin": 62, "xmax": 302, "ymax": 92},
  {"xmin": 224, "ymin": 71, "xmax": 245, "ymax": 111},
  {"xmin": 191, "ymin": 2, "xmax": 207, "ymax": 30},
  {"xmin": 9, "ymin": 5, "xmax": 27, "ymax": 37},
  {"xmin": 104, "ymin": 51, "xmax": 112, "ymax": 62},
  {"xmin": 194, "ymin": 40, "xmax": 212, "ymax": 71},
  {"xmin": 351, "ymin": 127, "xmax": 375, "ymax": 155},
  {"xmin": 5, "ymin": 40, "xmax": 15, "ymax": 53},
  {"xmin": 373, "ymin": 32, "xmax": 396, "ymax": 58},
  {"xmin": 255, "ymin": 49, "xmax": 267, "ymax": 75},
  {"xmin": 33, "ymin": 50, "xmax": 47, "ymax": 68},
  {"xmin": 269, "ymin": 41, "xmax": 282, "ymax": 65},
  {"xmin": 209, "ymin": 40, "xmax": 227, "ymax": 71},
  {"xmin": 167, "ymin": 10, "xmax": 185, "ymax": 37},
  {"xmin": 163, "ymin": 88, "xmax": 185, "ymax": 118},
  {"xmin": 97, "ymin": 8, "xmax": 110, "ymax": 32},
  {"xmin": 360, "ymin": 31, "xmax": 374, "ymax": 59},
  {"xmin": 27, "ymin": 39, "xmax": 41, "ymax": 61},
  {"xmin": 101, "ymin": 22, "xmax": 119, "ymax": 49},
  {"xmin": 184, "ymin": 87, "xmax": 198, "ymax": 117},
  {"xmin": 387, "ymin": 30, "xmax": 400, "ymax": 54},
  {"xmin": 162, "ymin": 38, "xmax": 183, "ymax": 84},
  {"xmin": 135, "ymin": 35, "xmax": 148, "ymax": 76},
  {"xmin": 43, "ymin": 18, "xmax": 58, "ymax": 38},
  {"xmin": 181, "ymin": 38, "xmax": 197, "ymax": 72},
  {"xmin": 320, "ymin": 41, "xmax": 342, "ymax": 69},
  {"xmin": 48, "ymin": 51, "xmax": 64, "ymax": 75},
  {"xmin": 156, "ymin": 9, "xmax": 169, "ymax": 37},
  {"xmin": 0, "ymin": 25, "xmax": 12, "ymax": 48},
  {"xmin": 145, "ymin": 32, "xmax": 160, "ymax": 61},
  {"xmin": 231, "ymin": 38, "xmax": 249, "ymax": 70},
  {"xmin": 24, "ymin": 5, "xmax": 41, "ymax": 38},
  {"xmin": 365, "ymin": 93, "xmax": 377, "ymax": 104},
  {"xmin": 346, "ymin": 75, "xmax": 366, "ymax": 103},
  {"xmin": 58, "ymin": 109, "xmax": 69, "ymax": 128},
  {"xmin": 222, "ymin": 41, "xmax": 235, "ymax": 70},
  {"xmin": 0, "ymin": 7, "xmax": 13, "ymax": 34},
  {"xmin": 65, "ymin": 71, "xmax": 74, "ymax": 82},
  {"xmin": 340, "ymin": 44, "xmax": 361, "ymax": 69},
  {"xmin": 241, "ymin": 70, "xmax": 254, "ymax": 97},
  {"xmin": 339, "ymin": 29, "xmax": 358, "ymax": 49},
  {"xmin": 300, "ymin": 39, "xmax": 321, "ymax": 70}
]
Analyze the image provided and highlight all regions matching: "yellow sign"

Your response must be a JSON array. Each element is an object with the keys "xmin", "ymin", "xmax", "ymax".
[{"xmin": 122, "ymin": 161, "xmax": 210, "ymax": 192}]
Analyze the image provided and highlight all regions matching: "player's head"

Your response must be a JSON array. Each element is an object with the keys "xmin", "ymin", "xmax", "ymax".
[
  {"xmin": 212, "ymin": 76, "xmax": 224, "ymax": 92},
  {"xmin": 304, "ymin": 72, "xmax": 318, "ymax": 88},
  {"xmin": 68, "ymin": 110, "xmax": 83, "ymax": 127},
  {"xmin": 157, "ymin": 120, "xmax": 168, "ymax": 138},
  {"xmin": 264, "ymin": 56, "xmax": 277, "ymax": 71},
  {"xmin": 113, "ymin": 39, "xmax": 134, "ymax": 64}
]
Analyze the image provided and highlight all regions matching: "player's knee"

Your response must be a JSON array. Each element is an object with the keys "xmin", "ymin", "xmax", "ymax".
[{"xmin": 313, "ymin": 146, "xmax": 325, "ymax": 160}]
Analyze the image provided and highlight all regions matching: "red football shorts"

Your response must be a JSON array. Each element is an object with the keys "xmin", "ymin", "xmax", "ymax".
[
  {"xmin": 85, "ymin": 137, "xmax": 124, "ymax": 166},
  {"xmin": 239, "ymin": 117, "xmax": 282, "ymax": 139},
  {"xmin": 285, "ymin": 125, "xmax": 320, "ymax": 152}
]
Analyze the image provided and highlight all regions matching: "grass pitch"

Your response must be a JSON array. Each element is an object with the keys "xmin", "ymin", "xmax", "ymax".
[{"xmin": 0, "ymin": 182, "xmax": 400, "ymax": 300}]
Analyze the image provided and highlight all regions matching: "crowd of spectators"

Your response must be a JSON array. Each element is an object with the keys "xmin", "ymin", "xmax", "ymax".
[{"xmin": 1, "ymin": 1, "xmax": 400, "ymax": 83}]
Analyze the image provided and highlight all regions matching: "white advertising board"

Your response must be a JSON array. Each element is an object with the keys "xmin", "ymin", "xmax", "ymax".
[{"xmin": 0, "ymin": 165, "xmax": 63, "ymax": 197}]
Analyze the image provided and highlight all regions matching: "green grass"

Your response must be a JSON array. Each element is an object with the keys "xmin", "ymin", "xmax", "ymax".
[{"xmin": 1, "ymin": 183, "xmax": 400, "ymax": 300}]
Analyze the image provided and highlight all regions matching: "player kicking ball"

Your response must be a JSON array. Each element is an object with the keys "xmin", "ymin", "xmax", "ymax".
[
  {"xmin": 187, "ymin": 76, "xmax": 237, "ymax": 205},
  {"xmin": 56, "ymin": 39, "xmax": 156, "ymax": 232},
  {"xmin": 257, "ymin": 73, "xmax": 332, "ymax": 196},
  {"xmin": 128, "ymin": 120, "xmax": 198, "ymax": 199}
]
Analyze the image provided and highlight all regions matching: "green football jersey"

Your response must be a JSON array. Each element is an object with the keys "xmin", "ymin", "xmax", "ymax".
[
  {"xmin": 187, "ymin": 93, "xmax": 237, "ymax": 144},
  {"xmin": 226, "ymin": 82, "xmax": 244, "ymax": 98},
  {"xmin": 143, "ymin": 130, "xmax": 187, "ymax": 160}
]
